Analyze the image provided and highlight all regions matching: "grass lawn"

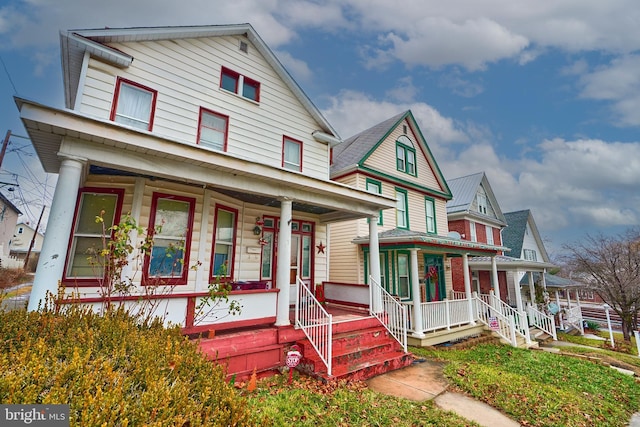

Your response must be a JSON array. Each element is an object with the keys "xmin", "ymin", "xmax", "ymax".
[
  {"xmin": 240, "ymin": 343, "xmax": 640, "ymax": 426},
  {"xmin": 412, "ymin": 344, "xmax": 640, "ymax": 427}
]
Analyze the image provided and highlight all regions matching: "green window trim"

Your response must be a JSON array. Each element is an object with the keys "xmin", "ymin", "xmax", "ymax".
[
  {"xmin": 365, "ymin": 178, "xmax": 383, "ymax": 225},
  {"xmin": 396, "ymin": 136, "xmax": 417, "ymax": 177},
  {"xmin": 425, "ymin": 196, "xmax": 437, "ymax": 234},
  {"xmin": 395, "ymin": 187, "xmax": 409, "ymax": 229}
]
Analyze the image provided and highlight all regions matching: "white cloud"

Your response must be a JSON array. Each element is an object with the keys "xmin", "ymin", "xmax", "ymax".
[
  {"xmin": 321, "ymin": 90, "xmax": 468, "ymax": 146},
  {"xmin": 273, "ymin": 50, "xmax": 313, "ymax": 83},
  {"xmin": 385, "ymin": 76, "xmax": 419, "ymax": 103}
]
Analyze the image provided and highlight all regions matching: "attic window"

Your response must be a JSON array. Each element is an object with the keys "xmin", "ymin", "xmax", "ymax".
[
  {"xmin": 403, "ymin": 125, "xmax": 407, "ymax": 134},
  {"xmin": 239, "ymin": 41, "xmax": 248, "ymax": 53},
  {"xmin": 220, "ymin": 66, "xmax": 260, "ymax": 102},
  {"xmin": 396, "ymin": 135, "xmax": 416, "ymax": 176}
]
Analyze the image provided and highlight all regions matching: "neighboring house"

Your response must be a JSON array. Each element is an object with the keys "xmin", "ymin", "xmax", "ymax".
[
  {"xmin": 17, "ymin": 24, "xmax": 403, "ymax": 379},
  {"xmin": 446, "ymin": 172, "xmax": 509, "ymax": 299},
  {"xmin": 9, "ymin": 222, "xmax": 45, "ymax": 268},
  {"xmin": 0, "ymin": 193, "xmax": 22, "ymax": 260},
  {"xmin": 329, "ymin": 111, "xmax": 508, "ymax": 345}
]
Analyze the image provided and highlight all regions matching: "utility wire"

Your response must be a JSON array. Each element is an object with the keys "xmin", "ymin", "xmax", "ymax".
[{"xmin": 0, "ymin": 54, "xmax": 18, "ymax": 94}]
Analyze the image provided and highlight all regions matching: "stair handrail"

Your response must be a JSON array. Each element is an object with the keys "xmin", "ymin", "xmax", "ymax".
[
  {"xmin": 369, "ymin": 276, "xmax": 407, "ymax": 353},
  {"xmin": 527, "ymin": 304, "xmax": 557, "ymax": 340},
  {"xmin": 474, "ymin": 296, "xmax": 518, "ymax": 347},
  {"xmin": 295, "ymin": 277, "xmax": 332, "ymax": 377},
  {"xmin": 489, "ymin": 292, "xmax": 531, "ymax": 345},
  {"xmin": 564, "ymin": 305, "xmax": 584, "ymax": 335}
]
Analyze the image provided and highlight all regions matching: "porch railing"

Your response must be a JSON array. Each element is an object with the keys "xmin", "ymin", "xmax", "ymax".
[
  {"xmin": 527, "ymin": 304, "xmax": 557, "ymax": 341},
  {"xmin": 564, "ymin": 305, "xmax": 584, "ymax": 335},
  {"xmin": 489, "ymin": 292, "xmax": 531, "ymax": 345},
  {"xmin": 451, "ymin": 290, "xmax": 490, "ymax": 305},
  {"xmin": 369, "ymin": 276, "xmax": 407, "ymax": 353},
  {"xmin": 295, "ymin": 277, "xmax": 332, "ymax": 377},
  {"xmin": 406, "ymin": 299, "xmax": 471, "ymax": 333},
  {"xmin": 475, "ymin": 297, "xmax": 518, "ymax": 347}
]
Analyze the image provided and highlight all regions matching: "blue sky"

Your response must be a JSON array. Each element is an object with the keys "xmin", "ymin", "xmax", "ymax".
[{"xmin": 1, "ymin": 0, "xmax": 640, "ymax": 257}]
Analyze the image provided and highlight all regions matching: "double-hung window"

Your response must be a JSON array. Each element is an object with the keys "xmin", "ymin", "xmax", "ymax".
[
  {"xmin": 111, "ymin": 77, "xmax": 157, "ymax": 131},
  {"xmin": 395, "ymin": 188, "xmax": 409, "ymax": 229},
  {"xmin": 145, "ymin": 193, "xmax": 195, "ymax": 285},
  {"xmin": 65, "ymin": 188, "xmax": 124, "ymax": 283},
  {"xmin": 425, "ymin": 197, "xmax": 436, "ymax": 233},
  {"xmin": 524, "ymin": 249, "xmax": 537, "ymax": 261},
  {"xmin": 283, "ymin": 137, "xmax": 302, "ymax": 171},
  {"xmin": 366, "ymin": 178, "xmax": 383, "ymax": 225},
  {"xmin": 469, "ymin": 222, "xmax": 477, "ymax": 242},
  {"xmin": 486, "ymin": 225, "xmax": 494, "ymax": 245},
  {"xmin": 396, "ymin": 135, "xmax": 416, "ymax": 176},
  {"xmin": 211, "ymin": 206, "xmax": 237, "ymax": 280},
  {"xmin": 198, "ymin": 108, "xmax": 228, "ymax": 151},
  {"xmin": 477, "ymin": 192, "xmax": 488, "ymax": 214},
  {"xmin": 220, "ymin": 67, "xmax": 260, "ymax": 102}
]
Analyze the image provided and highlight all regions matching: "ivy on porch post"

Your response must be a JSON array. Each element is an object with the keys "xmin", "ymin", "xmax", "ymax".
[
  {"xmin": 368, "ymin": 216, "xmax": 382, "ymax": 313},
  {"xmin": 275, "ymin": 197, "xmax": 293, "ymax": 326},
  {"xmin": 28, "ymin": 155, "xmax": 86, "ymax": 311},
  {"xmin": 491, "ymin": 255, "xmax": 501, "ymax": 300},
  {"xmin": 409, "ymin": 248, "xmax": 424, "ymax": 338},
  {"xmin": 462, "ymin": 253, "xmax": 476, "ymax": 325}
]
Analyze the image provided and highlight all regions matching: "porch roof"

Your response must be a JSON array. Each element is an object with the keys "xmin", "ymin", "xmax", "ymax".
[
  {"xmin": 519, "ymin": 271, "xmax": 586, "ymax": 289},
  {"xmin": 468, "ymin": 255, "xmax": 555, "ymax": 271},
  {"xmin": 16, "ymin": 97, "xmax": 397, "ymax": 224},
  {"xmin": 352, "ymin": 228, "xmax": 509, "ymax": 256}
]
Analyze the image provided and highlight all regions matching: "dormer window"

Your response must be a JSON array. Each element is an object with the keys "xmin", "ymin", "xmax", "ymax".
[
  {"xmin": 110, "ymin": 77, "xmax": 157, "ymax": 131},
  {"xmin": 220, "ymin": 67, "xmax": 260, "ymax": 102},
  {"xmin": 396, "ymin": 135, "xmax": 416, "ymax": 176}
]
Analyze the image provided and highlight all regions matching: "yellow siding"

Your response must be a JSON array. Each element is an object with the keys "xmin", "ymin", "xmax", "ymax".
[{"xmin": 363, "ymin": 118, "xmax": 442, "ymax": 190}]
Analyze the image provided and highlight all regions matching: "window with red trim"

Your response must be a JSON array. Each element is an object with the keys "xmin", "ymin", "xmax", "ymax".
[
  {"xmin": 198, "ymin": 108, "xmax": 228, "ymax": 151},
  {"xmin": 282, "ymin": 136, "xmax": 302, "ymax": 171},
  {"xmin": 144, "ymin": 193, "xmax": 195, "ymax": 285},
  {"xmin": 110, "ymin": 77, "xmax": 157, "ymax": 131},
  {"xmin": 64, "ymin": 188, "xmax": 124, "ymax": 283},
  {"xmin": 210, "ymin": 205, "xmax": 238, "ymax": 281},
  {"xmin": 220, "ymin": 66, "xmax": 260, "ymax": 102}
]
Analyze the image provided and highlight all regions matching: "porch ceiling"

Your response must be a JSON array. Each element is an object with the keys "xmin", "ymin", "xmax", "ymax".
[
  {"xmin": 16, "ymin": 98, "xmax": 397, "ymax": 223},
  {"xmin": 469, "ymin": 255, "xmax": 555, "ymax": 271}
]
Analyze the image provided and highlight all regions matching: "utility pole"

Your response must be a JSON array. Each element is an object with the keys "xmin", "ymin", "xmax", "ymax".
[
  {"xmin": 0, "ymin": 130, "xmax": 11, "ymax": 169},
  {"xmin": 23, "ymin": 205, "xmax": 46, "ymax": 271}
]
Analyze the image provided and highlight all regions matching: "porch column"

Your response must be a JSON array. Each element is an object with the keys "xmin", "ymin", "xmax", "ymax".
[
  {"xmin": 491, "ymin": 255, "xmax": 500, "ymax": 300},
  {"xmin": 122, "ymin": 177, "xmax": 145, "ymax": 287},
  {"xmin": 528, "ymin": 271, "xmax": 535, "ymax": 306},
  {"xmin": 409, "ymin": 248, "xmax": 424, "ymax": 338},
  {"xmin": 555, "ymin": 291, "xmax": 564, "ymax": 330},
  {"xmin": 566, "ymin": 289, "xmax": 572, "ymax": 309},
  {"xmin": 369, "ymin": 217, "xmax": 382, "ymax": 313},
  {"xmin": 462, "ymin": 253, "xmax": 476, "ymax": 325},
  {"xmin": 28, "ymin": 156, "xmax": 86, "ymax": 311},
  {"xmin": 514, "ymin": 282, "xmax": 524, "ymax": 313},
  {"xmin": 542, "ymin": 269, "xmax": 547, "ymax": 290},
  {"xmin": 275, "ymin": 198, "xmax": 293, "ymax": 326}
]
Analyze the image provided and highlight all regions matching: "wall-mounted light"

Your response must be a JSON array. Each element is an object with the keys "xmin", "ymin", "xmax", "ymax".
[{"xmin": 253, "ymin": 225, "xmax": 262, "ymax": 235}]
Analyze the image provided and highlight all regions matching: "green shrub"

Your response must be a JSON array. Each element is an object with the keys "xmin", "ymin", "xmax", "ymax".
[
  {"xmin": 0, "ymin": 304, "xmax": 252, "ymax": 426},
  {"xmin": 584, "ymin": 320, "xmax": 601, "ymax": 331}
]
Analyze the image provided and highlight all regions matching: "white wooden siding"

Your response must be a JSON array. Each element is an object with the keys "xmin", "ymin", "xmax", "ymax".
[{"xmin": 78, "ymin": 35, "xmax": 330, "ymax": 180}]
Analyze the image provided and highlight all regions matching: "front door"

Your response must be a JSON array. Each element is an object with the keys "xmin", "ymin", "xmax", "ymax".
[{"xmin": 424, "ymin": 255, "xmax": 445, "ymax": 302}]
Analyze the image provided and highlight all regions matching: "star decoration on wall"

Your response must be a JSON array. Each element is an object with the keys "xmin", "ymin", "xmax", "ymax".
[{"xmin": 316, "ymin": 242, "xmax": 325, "ymax": 254}]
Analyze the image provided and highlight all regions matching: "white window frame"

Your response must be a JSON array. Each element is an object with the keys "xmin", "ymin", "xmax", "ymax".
[
  {"xmin": 198, "ymin": 108, "xmax": 228, "ymax": 151},
  {"xmin": 470, "ymin": 222, "xmax": 477, "ymax": 242},
  {"xmin": 283, "ymin": 137, "xmax": 302, "ymax": 171},
  {"xmin": 486, "ymin": 225, "xmax": 494, "ymax": 245}
]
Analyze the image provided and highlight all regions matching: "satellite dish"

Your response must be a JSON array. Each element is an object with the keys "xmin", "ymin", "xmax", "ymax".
[{"xmin": 448, "ymin": 231, "xmax": 461, "ymax": 239}]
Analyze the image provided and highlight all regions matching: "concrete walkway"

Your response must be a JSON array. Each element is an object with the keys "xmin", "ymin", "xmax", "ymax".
[{"xmin": 367, "ymin": 359, "xmax": 521, "ymax": 427}]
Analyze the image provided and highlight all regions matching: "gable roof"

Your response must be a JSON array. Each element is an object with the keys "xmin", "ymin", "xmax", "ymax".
[
  {"xmin": 331, "ymin": 110, "xmax": 452, "ymax": 198},
  {"xmin": 503, "ymin": 209, "xmax": 550, "ymax": 262},
  {"xmin": 0, "ymin": 192, "xmax": 22, "ymax": 216},
  {"xmin": 446, "ymin": 171, "xmax": 506, "ymax": 226},
  {"xmin": 60, "ymin": 23, "xmax": 339, "ymax": 137}
]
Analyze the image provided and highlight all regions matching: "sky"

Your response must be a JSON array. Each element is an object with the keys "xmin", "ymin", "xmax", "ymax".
[{"xmin": 1, "ymin": 0, "xmax": 640, "ymax": 258}]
